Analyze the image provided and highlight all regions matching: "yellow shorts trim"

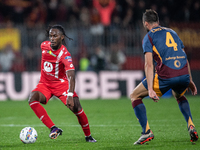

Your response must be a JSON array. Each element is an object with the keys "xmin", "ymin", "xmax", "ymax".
[{"xmin": 153, "ymin": 74, "xmax": 162, "ymax": 97}]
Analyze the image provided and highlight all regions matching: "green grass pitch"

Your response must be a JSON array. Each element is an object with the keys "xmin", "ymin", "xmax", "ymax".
[{"xmin": 0, "ymin": 96, "xmax": 200, "ymax": 150}]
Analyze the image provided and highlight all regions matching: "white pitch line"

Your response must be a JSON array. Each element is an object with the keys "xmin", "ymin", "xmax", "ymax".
[
  {"xmin": 0, "ymin": 124, "xmax": 189, "ymax": 127},
  {"xmin": 0, "ymin": 124, "xmax": 139, "ymax": 127}
]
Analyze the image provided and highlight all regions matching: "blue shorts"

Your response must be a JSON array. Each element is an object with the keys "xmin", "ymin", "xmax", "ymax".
[{"xmin": 142, "ymin": 74, "xmax": 190, "ymax": 97}]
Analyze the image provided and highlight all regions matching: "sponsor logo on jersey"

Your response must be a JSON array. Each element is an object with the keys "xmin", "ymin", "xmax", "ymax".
[
  {"xmin": 174, "ymin": 60, "xmax": 181, "ymax": 68},
  {"xmin": 47, "ymin": 50, "xmax": 56, "ymax": 57},
  {"xmin": 65, "ymin": 56, "xmax": 72, "ymax": 62},
  {"xmin": 70, "ymin": 64, "xmax": 73, "ymax": 68},
  {"xmin": 44, "ymin": 61, "xmax": 53, "ymax": 72}
]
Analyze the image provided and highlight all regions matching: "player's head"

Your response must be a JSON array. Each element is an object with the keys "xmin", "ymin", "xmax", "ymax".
[
  {"xmin": 46, "ymin": 25, "xmax": 72, "ymax": 50},
  {"xmin": 142, "ymin": 9, "xmax": 159, "ymax": 32}
]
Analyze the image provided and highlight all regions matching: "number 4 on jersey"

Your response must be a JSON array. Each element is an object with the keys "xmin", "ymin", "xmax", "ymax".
[{"xmin": 166, "ymin": 32, "xmax": 178, "ymax": 51}]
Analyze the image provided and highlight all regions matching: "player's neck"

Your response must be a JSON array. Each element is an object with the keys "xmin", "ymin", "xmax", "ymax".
[
  {"xmin": 149, "ymin": 23, "xmax": 159, "ymax": 30},
  {"xmin": 51, "ymin": 44, "xmax": 62, "ymax": 51}
]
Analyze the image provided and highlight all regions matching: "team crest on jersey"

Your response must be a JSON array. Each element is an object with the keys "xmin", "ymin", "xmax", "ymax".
[
  {"xmin": 174, "ymin": 60, "xmax": 181, "ymax": 68},
  {"xmin": 44, "ymin": 61, "xmax": 53, "ymax": 72},
  {"xmin": 47, "ymin": 50, "xmax": 56, "ymax": 57},
  {"xmin": 65, "ymin": 56, "xmax": 72, "ymax": 62}
]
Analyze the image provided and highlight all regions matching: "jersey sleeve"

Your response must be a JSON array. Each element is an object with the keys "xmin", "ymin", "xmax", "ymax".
[
  {"xmin": 41, "ymin": 41, "xmax": 51, "ymax": 51},
  {"xmin": 178, "ymin": 37, "xmax": 184, "ymax": 49},
  {"xmin": 142, "ymin": 34, "xmax": 153, "ymax": 54},
  {"xmin": 172, "ymin": 30, "xmax": 185, "ymax": 49},
  {"xmin": 61, "ymin": 51, "xmax": 75, "ymax": 71}
]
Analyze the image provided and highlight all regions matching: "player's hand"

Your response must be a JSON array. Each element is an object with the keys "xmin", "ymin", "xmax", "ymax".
[
  {"xmin": 148, "ymin": 89, "xmax": 159, "ymax": 102},
  {"xmin": 66, "ymin": 96, "xmax": 74, "ymax": 110},
  {"xmin": 187, "ymin": 80, "xmax": 197, "ymax": 95}
]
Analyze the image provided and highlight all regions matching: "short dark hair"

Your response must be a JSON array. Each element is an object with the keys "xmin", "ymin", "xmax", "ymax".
[
  {"xmin": 142, "ymin": 9, "xmax": 159, "ymax": 23},
  {"xmin": 46, "ymin": 25, "xmax": 73, "ymax": 46}
]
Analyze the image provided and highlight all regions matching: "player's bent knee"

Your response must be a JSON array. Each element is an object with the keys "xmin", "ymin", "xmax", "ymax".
[
  {"xmin": 73, "ymin": 97, "xmax": 82, "ymax": 112},
  {"xmin": 130, "ymin": 98, "xmax": 138, "ymax": 103},
  {"xmin": 130, "ymin": 92, "xmax": 138, "ymax": 102},
  {"xmin": 130, "ymin": 94, "xmax": 134, "ymax": 102},
  {"xmin": 28, "ymin": 91, "xmax": 45, "ymax": 104},
  {"xmin": 130, "ymin": 93, "xmax": 134, "ymax": 99},
  {"xmin": 28, "ymin": 92, "xmax": 36, "ymax": 104}
]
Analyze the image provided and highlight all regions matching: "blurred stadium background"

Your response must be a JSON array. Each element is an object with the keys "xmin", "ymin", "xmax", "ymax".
[{"xmin": 0, "ymin": 0, "xmax": 200, "ymax": 100}]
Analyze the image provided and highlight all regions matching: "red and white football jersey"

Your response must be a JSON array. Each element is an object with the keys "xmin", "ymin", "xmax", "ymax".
[{"xmin": 39, "ymin": 41, "xmax": 75, "ymax": 83}]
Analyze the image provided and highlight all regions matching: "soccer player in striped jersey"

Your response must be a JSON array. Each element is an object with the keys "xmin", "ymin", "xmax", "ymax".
[
  {"xmin": 130, "ymin": 9, "xmax": 198, "ymax": 145},
  {"xmin": 28, "ymin": 25, "xmax": 96, "ymax": 142}
]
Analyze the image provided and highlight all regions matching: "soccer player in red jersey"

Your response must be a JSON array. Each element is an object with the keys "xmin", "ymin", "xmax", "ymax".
[{"xmin": 28, "ymin": 25, "xmax": 96, "ymax": 142}]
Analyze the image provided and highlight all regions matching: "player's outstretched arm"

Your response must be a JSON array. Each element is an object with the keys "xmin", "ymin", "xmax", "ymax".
[
  {"xmin": 186, "ymin": 59, "xmax": 197, "ymax": 95},
  {"xmin": 66, "ymin": 70, "xmax": 76, "ymax": 109},
  {"xmin": 188, "ymin": 80, "xmax": 197, "ymax": 95},
  {"xmin": 145, "ymin": 52, "xmax": 159, "ymax": 101},
  {"xmin": 182, "ymin": 49, "xmax": 197, "ymax": 95}
]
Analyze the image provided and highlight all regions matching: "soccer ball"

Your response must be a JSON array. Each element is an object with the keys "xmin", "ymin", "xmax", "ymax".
[{"xmin": 20, "ymin": 127, "xmax": 38, "ymax": 144}]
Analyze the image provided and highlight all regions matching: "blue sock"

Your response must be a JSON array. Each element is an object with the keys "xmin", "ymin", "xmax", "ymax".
[
  {"xmin": 177, "ymin": 96, "xmax": 193, "ymax": 127},
  {"xmin": 132, "ymin": 100, "xmax": 148, "ymax": 133}
]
